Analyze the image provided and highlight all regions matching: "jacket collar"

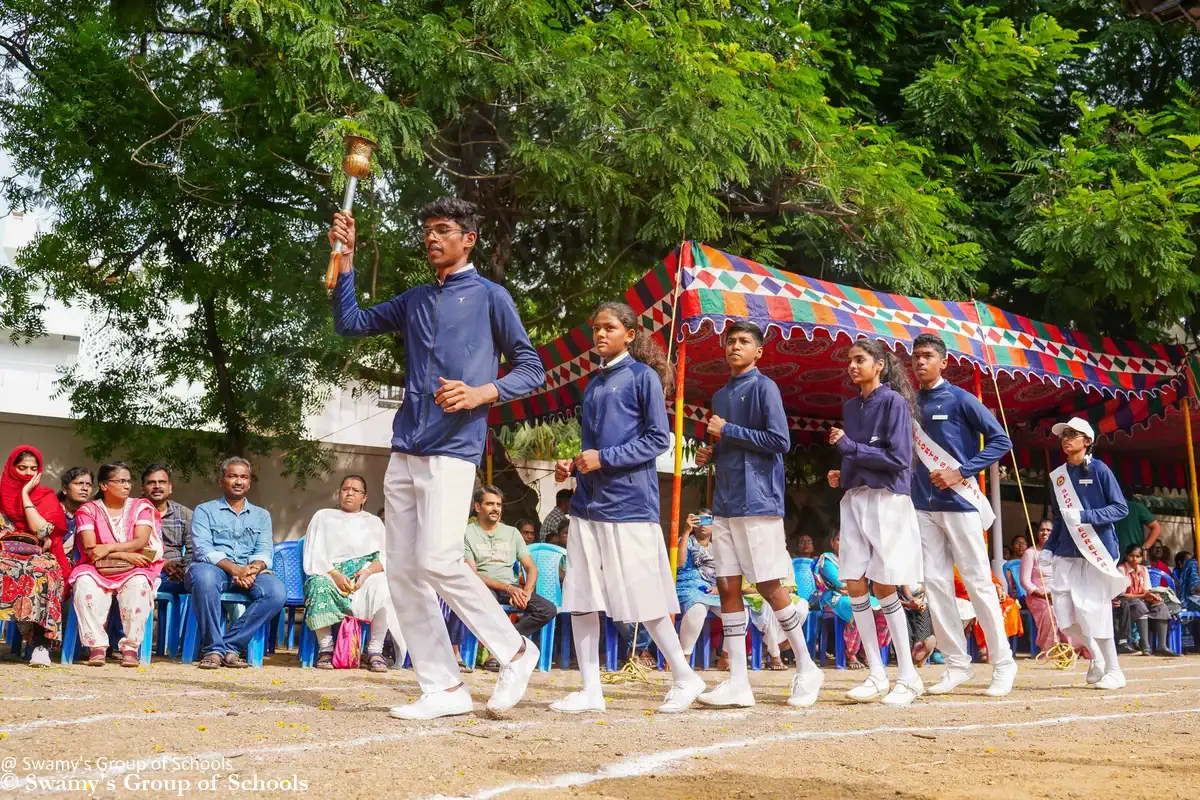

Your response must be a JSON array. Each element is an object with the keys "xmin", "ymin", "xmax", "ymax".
[
  {"xmin": 437, "ymin": 263, "xmax": 476, "ymax": 287},
  {"xmin": 728, "ymin": 367, "xmax": 760, "ymax": 384},
  {"xmin": 918, "ymin": 377, "xmax": 949, "ymax": 396},
  {"xmin": 601, "ymin": 351, "xmax": 631, "ymax": 370}
]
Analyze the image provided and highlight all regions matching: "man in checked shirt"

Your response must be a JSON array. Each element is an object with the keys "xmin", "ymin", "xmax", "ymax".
[{"xmin": 141, "ymin": 463, "xmax": 193, "ymax": 594}]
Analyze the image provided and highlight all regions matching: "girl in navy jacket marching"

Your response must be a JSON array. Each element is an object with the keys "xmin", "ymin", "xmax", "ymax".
[
  {"xmin": 1040, "ymin": 417, "xmax": 1130, "ymax": 690},
  {"xmin": 827, "ymin": 339, "xmax": 926, "ymax": 706},
  {"xmin": 552, "ymin": 301, "xmax": 706, "ymax": 715}
]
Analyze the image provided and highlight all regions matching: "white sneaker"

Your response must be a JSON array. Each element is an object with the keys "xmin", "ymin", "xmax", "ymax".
[
  {"xmin": 927, "ymin": 667, "xmax": 974, "ymax": 695},
  {"xmin": 786, "ymin": 668, "xmax": 824, "ymax": 708},
  {"xmin": 1085, "ymin": 658, "xmax": 1106, "ymax": 685},
  {"xmin": 697, "ymin": 680, "xmax": 755, "ymax": 708},
  {"xmin": 486, "ymin": 637, "xmax": 539, "ymax": 715},
  {"xmin": 846, "ymin": 674, "xmax": 890, "ymax": 702},
  {"xmin": 883, "ymin": 676, "xmax": 925, "ymax": 707},
  {"xmin": 389, "ymin": 688, "xmax": 473, "ymax": 720},
  {"xmin": 1094, "ymin": 670, "xmax": 1126, "ymax": 690},
  {"xmin": 657, "ymin": 676, "xmax": 706, "ymax": 713},
  {"xmin": 29, "ymin": 646, "xmax": 51, "ymax": 668},
  {"xmin": 985, "ymin": 660, "xmax": 1018, "ymax": 698},
  {"xmin": 550, "ymin": 691, "xmax": 606, "ymax": 714}
]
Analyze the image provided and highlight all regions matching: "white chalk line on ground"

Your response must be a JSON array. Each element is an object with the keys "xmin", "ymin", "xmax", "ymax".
[
  {"xmin": 0, "ymin": 704, "xmax": 303, "ymax": 735},
  {"xmin": 1050, "ymin": 675, "xmax": 1200, "ymax": 688},
  {"xmin": 437, "ymin": 706, "xmax": 1200, "ymax": 800},
  {"xmin": 0, "ymin": 683, "xmax": 392, "ymax": 703}
]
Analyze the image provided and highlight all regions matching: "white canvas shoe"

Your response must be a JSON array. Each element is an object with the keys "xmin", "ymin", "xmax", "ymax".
[
  {"xmin": 846, "ymin": 674, "xmax": 890, "ymax": 702},
  {"xmin": 656, "ymin": 677, "xmax": 706, "ymax": 713},
  {"xmin": 927, "ymin": 667, "xmax": 974, "ymax": 695},
  {"xmin": 1094, "ymin": 669, "xmax": 1126, "ymax": 690},
  {"xmin": 389, "ymin": 688, "xmax": 473, "ymax": 720},
  {"xmin": 697, "ymin": 680, "xmax": 755, "ymax": 708},
  {"xmin": 786, "ymin": 668, "xmax": 824, "ymax": 708},
  {"xmin": 550, "ymin": 691, "xmax": 606, "ymax": 714},
  {"xmin": 29, "ymin": 646, "xmax": 51, "ymax": 668},
  {"xmin": 487, "ymin": 637, "xmax": 540, "ymax": 715},
  {"xmin": 985, "ymin": 660, "xmax": 1018, "ymax": 697},
  {"xmin": 1085, "ymin": 658, "xmax": 1106, "ymax": 685},
  {"xmin": 883, "ymin": 676, "xmax": 925, "ymax": 707}
]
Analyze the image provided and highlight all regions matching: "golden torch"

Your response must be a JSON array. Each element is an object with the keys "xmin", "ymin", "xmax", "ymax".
[{"xmin": 324, "ymin": 134, "xmax": 380, "ymax": 289}]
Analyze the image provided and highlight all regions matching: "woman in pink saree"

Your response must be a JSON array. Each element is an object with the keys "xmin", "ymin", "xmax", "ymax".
[
  {"xmin": 1021, "ymin": 519, "xmax": 1084, "ymax": 656},
  {"xmin": 69, "ymin": 461, "xmax": 164, "ymax": 666}
]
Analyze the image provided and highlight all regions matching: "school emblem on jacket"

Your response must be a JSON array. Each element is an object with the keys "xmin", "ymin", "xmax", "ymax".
[{"xmin": 1056, "ymin": 476, "xmax": 1066, "ymax": 486}]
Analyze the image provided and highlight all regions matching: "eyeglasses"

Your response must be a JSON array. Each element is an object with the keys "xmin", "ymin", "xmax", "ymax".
[
  {"xmin": 105, "ymin": 479, "xmax": 132, "ymax": 486},
  {"xmin": 422, "ymin": 224, "xmax": 465, "ymax": 241},
  {"xmin": 1058, "ymin": 430, "xmax": 1084, "ymax": 441},
  {"xmin": 341, "ymin": 487, "xmax": 365, "ymax": 496}
]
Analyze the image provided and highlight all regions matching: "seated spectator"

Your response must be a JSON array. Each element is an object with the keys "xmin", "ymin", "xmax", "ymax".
[
  {"xmin": 899, "ymin": 583, "xmax": 935, "ymax": 664},
  {"xmin": 675, "ymin": 510, "xmax": 721, "ymax": 663},
  {"xmin": 464, "ymin": 485, "xmax": 556, "ymax": 671},
  {"xmin": 1147, "ymin": 542, "xmax": 1171, "ymax": 576},
  {"xmin": 142, "ymin": 464, "xmax": 192, "ymax": 594},
  {"xmin": 958, "ymin": 567, "xmax": 1022, "ymax": 662},
  {"xmin": 1021, "ymin": 519, "xmax": 1084, "ymax": 656},
  {"xmin": 0, "ymin": 446, "xmax": 70, "ymax": 667},
  {"xmin": 795, "ymin": 534, "xmax": 815, "ymax": 558},
  {"xmin": 617, "ymin": 621, "xmax": 655, "ymax": 669},
  {"xmin": 1010, "ymin": 535, "xmax": 1029, "ymax": 560},
  {"xmin": 517, "ymin": 518, "xmax": 538, "ymax": 547},
  {"xmin": 186, "ymin": 457, "xmax": 285, "ymax": 669},
  {"xmin": 539, "ymin": 489, "xmax": 572, "ymax": 543},
  {"xmin": 303, "ymin": 475, "xmax": 402, "ymax": 672},
  {"xmin": 814, "ymin": 532, "xmax": 889, "ymax": 669},
  {"xmin": 57, "ymin": 466, "xmax": 93, "ymax": 560},
  {"xmin": 1116, "ymin": 545, "xmax": 1179, "ymax": 657},
  {"xmin": 1176, "ymin": 551, "xmax": 1198, "ymax": 615},
  {"xmin": 1002, "ymin": 545, "xmax": 1012, "ymax": 561},
  {"xmin": 71, "ymin": 461, "xmax": 164, "ymax": 667},
  {"xmin": 742, "ymin": 575, "xmax": 803, "ymax": 671}
]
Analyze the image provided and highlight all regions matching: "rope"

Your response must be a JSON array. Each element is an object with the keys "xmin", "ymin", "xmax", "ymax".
[
  {"xmin": 973, "ymin": 301, "xmax": 1076, "ymax": 670},
  {"xmin": 599, "ymin": 622, "xmax": 660, "ymax": 685}
]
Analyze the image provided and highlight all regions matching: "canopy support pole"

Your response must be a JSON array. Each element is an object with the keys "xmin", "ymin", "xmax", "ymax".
[
  {"xmin": 669, "ymin": 337, "xmax": 687, "ymax": 574},
  {"xmin": 486, "ymin": 430, "xmax": 493, "ymax": 485},
  {"xmin": 1184, "ymin": 364, "xmax": 1200, "ymax": 561}
]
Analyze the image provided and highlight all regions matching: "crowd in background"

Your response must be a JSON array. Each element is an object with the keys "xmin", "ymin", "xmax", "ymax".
[{"xmin": 2, "ymin": 442, "xmax": 1198, "ymax": 672}]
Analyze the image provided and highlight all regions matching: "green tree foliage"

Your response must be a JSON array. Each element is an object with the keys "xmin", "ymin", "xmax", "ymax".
[{"xmin": 0, "ymin": 1, "xmax": 1196, "ymax": 477}]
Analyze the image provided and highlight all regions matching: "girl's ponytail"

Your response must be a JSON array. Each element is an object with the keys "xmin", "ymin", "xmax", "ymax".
[{"xmin": 851, "ymin": 339, "xmax": 917, "ymax": 416}]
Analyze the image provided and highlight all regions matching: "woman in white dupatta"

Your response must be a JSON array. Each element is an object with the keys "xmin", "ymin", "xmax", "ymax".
[{"xmin": 303, "ymin": 475, "xmax": 404, "ymax": 671}]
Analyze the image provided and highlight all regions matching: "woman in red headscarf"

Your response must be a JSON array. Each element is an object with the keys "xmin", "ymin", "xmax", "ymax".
[{"xmin": 0, "ymin": 445, "xmax": 70, "ymax": 667}]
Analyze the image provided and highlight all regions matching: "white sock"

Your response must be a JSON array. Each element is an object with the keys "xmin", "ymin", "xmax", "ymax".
[
  {"xmin": 773, "ymin": 601, "xmax": 817, "ymax": 673},
  {"xmin": 644, "ymin": 616, "xmax": 699, "ymax": 685},
  {"xmin": 571, "ymin": 613, "xmax": 603, "ymax": 702},
  {"xmin": 678, "ymin": 604, "xmax": 709, "ymax": 657},
  {"xmin": 317, "ymin": 627, "xmax": 334, "ymax": 652},
  {"xmin": 1095, "ymin": 636, "xmax": 1121, "ymax": 674},
  {"xmin": 722, "ymin": 611, "xmax": 750, "ymax": 687},
  {"xmin": 1084, "ymin": 635, "xmax": 1103, "ymax": 667},
  {"xmin": 850, "ymin": 595, "xmax": 886, "ymax": 680},
  {"xmin": 878, "ymin": 593, "xmax": 918, "ymax": 683},
  {"xmin": 367, "ymin": 609, "xmax": 389, "ymax": 655}
]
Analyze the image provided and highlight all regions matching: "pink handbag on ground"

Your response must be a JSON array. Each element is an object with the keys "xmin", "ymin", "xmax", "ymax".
[{"xmin": 332, "ymin": 617, "xmax": 370, "ymax": 669}]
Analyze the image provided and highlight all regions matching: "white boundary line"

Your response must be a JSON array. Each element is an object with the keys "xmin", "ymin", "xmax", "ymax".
[{"xmin": 438, "ymin": 706, "xmax": 1200, "ymax": 800}]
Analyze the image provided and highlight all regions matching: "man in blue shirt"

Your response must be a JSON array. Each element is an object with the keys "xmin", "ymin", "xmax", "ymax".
[
  {"xmin": 329, "ymin": 198, "xmax": 546, "ymax": 720},
  {"xmin": 692, "ymin": 321, "xmax": 824, "ymax": 710},
  {"xmin": 909, "ymin": 333, "xmax": 1017, "ymax": 697},
  {"xmin": 185, "ymin": 457, "xmax": 285, "ymax": 669}
]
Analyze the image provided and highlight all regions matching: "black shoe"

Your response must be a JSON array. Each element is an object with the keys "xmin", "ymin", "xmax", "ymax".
[
  {"xmin": 1160, "ymin": 648, "xmax": 1182, "ymax": 658},
  {"xmin": 482, "ymin": 657, "xmax": 501, "ymax": 672},
  {"xmin": 1119, "ymin": 644, "xmax": 1138, "ymax": 655}
]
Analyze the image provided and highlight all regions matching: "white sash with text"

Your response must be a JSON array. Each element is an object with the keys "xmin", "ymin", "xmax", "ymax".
[
  {"xmin": 1049, "ymin": 463, "xmax": 1128, "ymax": 598},
  {"xmin": 911, "ymin": 421, "xmax": 996, "ymax": 529}
]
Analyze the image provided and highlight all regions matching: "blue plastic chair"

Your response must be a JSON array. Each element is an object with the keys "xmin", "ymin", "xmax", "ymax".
[
  {"xmin": 1148, "ymin": 567, "xmax": 1185, "ymax": 654},
  {"xmin": 1002, "ymin": 559, "xmax": 1037, "ymax": 657},
  {"xmin": 792, "ymin": 557, "xmax": 822, "ymax": 660},
  {"xmin": 179, "ymin": 557, "xmax": 278, "ymax": 667},
  {"xmin": 154, "ymin": 587, "xmax": 188, "ymax": 657},
  {"xmin": 526, "ymin": 543, "xmax": 567, "ymax": 672},
  {"xmin": 60, "ymin": 595, "xmax": 154, "ymax": 666},
  {"xmin": 271, "ymin": 539, "xmax": 306, "ymax": 655}
]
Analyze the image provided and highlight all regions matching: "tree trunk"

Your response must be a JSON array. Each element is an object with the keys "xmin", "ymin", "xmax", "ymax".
[{"xmin": 200, "ymin": 296, "xmax": 248, "ymax": 456}]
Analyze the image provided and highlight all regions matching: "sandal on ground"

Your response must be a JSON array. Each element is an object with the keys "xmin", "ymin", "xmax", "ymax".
[
  {"xmin": 198, "ymin": 652, "xmax": 223, "ymax": 670},
  {"xmin": 768, "ymin": 656, "xmax": 787, "ymax": 671},
  {"xmin": 87, "ymin": 647, "xmax": 107, "ymax": 667},
  {"xmin": 847, "ymin": 659, "xmax": 867, "ymax": 670},
  {"xmin": 315, "ymin": 651, "xmax": 334, "ymax": 670},
  {"xmin": 367, "ymin": 654, "xmax": 389, "ymax": 673},
  {"xmin": 223, "ymin": 651, "xmax": 252, "ymax": 669},
  {"xmin": 120, "ymin": 649, "xmax": 139, "ymax": 668}
]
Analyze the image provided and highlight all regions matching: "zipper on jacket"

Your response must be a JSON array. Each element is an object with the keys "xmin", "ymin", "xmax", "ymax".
[{"xmin": 420, "ymin": 282, "xmax": 447, "ymax": 441}]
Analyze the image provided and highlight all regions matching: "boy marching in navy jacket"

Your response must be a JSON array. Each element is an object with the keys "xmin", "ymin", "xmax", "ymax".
[
  {"xmin": 1042, "ymin": 417, "xmax": 1130, "ymax": 690},
  {"xmin": 329, "ymin": 199, "xmax": 545, "ymax": 720},
  {"xmin": 552, "ymin": 301, "xmax": 706, "ymax": 715},
  {"xmin": 827, "ymin": 339, "xmax": 926, "ymax": 706},
  {"xmin": 909, "ymin": 333, "xmax": 1018, "ymax": 697},
  {"xmin": 692, "ymin": 321, "xmax": 824, "ymax": 710}
]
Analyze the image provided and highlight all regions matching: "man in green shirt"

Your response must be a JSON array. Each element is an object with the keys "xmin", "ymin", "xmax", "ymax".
[
  {"xmin": 1115, "ymin": 495, "xmax": 1161, "ymax": 557},
  {"xmin": 464, "ymin": 486, "xmax": 557, "ymax": 671}
]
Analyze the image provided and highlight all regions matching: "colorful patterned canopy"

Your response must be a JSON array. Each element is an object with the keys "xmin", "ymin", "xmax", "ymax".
[{"xmin": 490, "ymin": 242, "xmax": 1195, "ymax": 487}]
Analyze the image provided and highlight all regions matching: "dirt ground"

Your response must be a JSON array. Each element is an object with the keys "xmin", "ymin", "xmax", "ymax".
[{"xmin": 0, "ymin": 651, "xmax": 1197, "ymax": 799}]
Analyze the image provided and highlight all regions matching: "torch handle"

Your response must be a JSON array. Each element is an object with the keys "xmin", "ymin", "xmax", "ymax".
[{"xmin": 324, "ymin": 176, "xmax": 360, "ymax": 290}]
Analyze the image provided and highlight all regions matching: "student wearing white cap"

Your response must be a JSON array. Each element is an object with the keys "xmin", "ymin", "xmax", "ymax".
[{"xmin": 1041, "ymin": 416, "xmax": 1130, "ymax": 690}]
